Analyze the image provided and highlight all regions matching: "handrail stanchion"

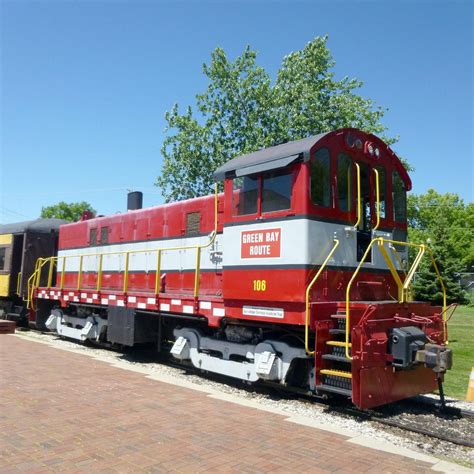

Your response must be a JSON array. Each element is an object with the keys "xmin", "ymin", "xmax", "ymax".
[
  {"xmin": 47, "ymin": 258, "xmax": 55, "ymax": 288},
  {"xmin": 402, "ymin": 245, "xmax": 425, "ymax": 302},
  {"xmin": 354, "ymin": 163, "xmax": 361, "ymax": 228},
  {"xmin": 194, "ymin": 247, "xmax": 201, "ymax": 298},
  {"xmin": 77, "ymin": 255, "xmax": 83, "ymax": 290},
  {"xmin": 96, "ymin": 254, "xmax": 103, "ymax": 292},
  {"xmin": 305, "ymin": 238, "xmax": 340, "ymax": 355},
  {"xmin": 123, "ymin": 252, "xmax": 130, "ymax": 293},
  {"xmin": 60, "ymin": 257, "xmax": 66, "ymax": 290},
  {"xmin": 377, "ymin": 239, "xmax": 403, "ymax": 300},
  {"xmin": 155, "ymin": 250, "xmax": 162, "ymax": 295},
  {"xmin": 373, "ymin": 168, "xmax": 380, "ymax": 231}
]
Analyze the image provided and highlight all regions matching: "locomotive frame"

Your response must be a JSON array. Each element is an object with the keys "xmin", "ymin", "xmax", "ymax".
[{"xmin": 26, "ymin": 128, "xmax": 452, "ymax": 409}]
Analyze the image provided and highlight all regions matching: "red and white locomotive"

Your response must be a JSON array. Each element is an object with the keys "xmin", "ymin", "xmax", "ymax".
[{"xmin": 32, "ymin": 128, "xmax": 452, "ymax": 409}]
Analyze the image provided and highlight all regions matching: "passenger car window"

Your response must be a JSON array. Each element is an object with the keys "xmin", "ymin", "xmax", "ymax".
[
  {"xmin": 337, "ymin": 153, "xmax": 352, "ymax": 212},
  {"xmin": 392, "ymin": 171, "xmax": 406, "ymax": 222},
  {"xmin": 262, "ymin": 169, "xmax": 292, "ymax": 213},
  {"xmin": 311, "ymin": 148, "xmax": 331, "ymax": 207},
  {"xmin": 0, "ymin": 247, "xmax": 6, "ymax": 271},
  {"xmin": 232, "ymin": 175, "xmax": 259, "ymax": 216}
]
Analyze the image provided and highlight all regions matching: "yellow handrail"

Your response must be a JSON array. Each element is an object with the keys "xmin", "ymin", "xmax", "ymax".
[
  {"xmin": 373, "ymin": 168, "xmax": 380, "ymax": 231},
  {"xmin": 354, "ymin": 163, "xmax": 361, "ymax": 228},
  {"xmin": 16, "ymin": 272, "xmax": 22, "ymax": 296},
  {"xmin": 304, "ymin": 238, "xmax": 340, "ymax": 355},
  {"xmin": 345, "ymin": 237, "xmax": 447, "ymax": 359},
  {"xmin": 29, "ymin": 184, "xmax": 219, "ymax": 303}
]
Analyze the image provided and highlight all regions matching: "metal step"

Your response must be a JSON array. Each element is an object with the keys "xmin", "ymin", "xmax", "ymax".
[
  {"xmin": 326, "ymin": 340, "xmax": 351, "ymax": 348},
  {"xmin": 329, "ymin": 328, "xmax": 346, "ymax": 335},
  {"xmin": 315, "ymin": 384, "xmax": 352, "ymax": 397},
  {"xmin": 322, "ymin": 354, "xmax": 352, "ymax": 364},
  {"xmin": 320, "ymin": 368, "xmax": 352, "ymax": 379}
]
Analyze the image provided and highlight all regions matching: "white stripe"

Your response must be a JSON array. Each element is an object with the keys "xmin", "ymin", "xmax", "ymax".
[
  {"xmin": 86, "ymin": 298, "xmax": 93, "ymax": 303},
  {"xmin": 128, "ymin": 296, "xmax": 136, "ymax": 303},
  {"xmin": 109, "ymin": 294, "xmax": 116, "ymax": 300},
  {"xmin": 171, "ymin": 299, "xmax": 181, "ymax": 306},
  {"xmin": 101, "ymin": 298, "xmax": 108, "ymax": 305},
  {"xmin": 50, "ymin": 291, "xmax": 55, "ymax": 296},
  {"xmin": 213, "ymin": 308, "xmax": 225, "ymax": 317},
  {"xmin": 81, "ymin": 293, "xmax": 87, "ymax": 298},
  {"xmin": 69, "ymin": 292, "xmax": 75, "ymax": 296},
  {"xmin": 160, "ymin": 303, "xmax": 170, "ymax": 311},
  {"xmin": 138, "ymin": 302, "xmax": 146, "ymax": 309},
  {"xmin": 64, "ymin": 295, "xmax": 69, "ymax": 301},
  {"xmin": 57, "ymin": 234, "xmax": 223, "ymax": 273},
  {"xmin": 117, "ymin": 300, "xmax": 125, "ymax": 307},
  {"xmin": 199, "ymin": 301, "xmax": 212, "ymax": 310},
  {"xmin": 183, "ymin": 305, "xmax": 193, "ymax": 314},
  {"xmin": 73, "ymin": 296, "xmax": 79, "ymax": 302},
  {"xmin": 93, "ymin": 293, "xmax": 98, "ymax": 299},
  {"xmin": 147, "ymin": 297, "xmax": 156, "ymax": 305}
]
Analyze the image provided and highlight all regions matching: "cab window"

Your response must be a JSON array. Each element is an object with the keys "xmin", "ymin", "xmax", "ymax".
[
  {"xmin": 337, "ymin": 153, "xmax": 352, "ymax": 212},
  {"xmin": 232, "ymin": 175, "xmax": 259, "ymax": 216},
  {"xmin": 262, "ymin": 169, "xmax": 292, "ymax": 213},
  {"xmin": 392, "ymin": 171, "xmax": 406, "ymax": 222},
  {"xmin": 311, "ymin": 148, "xmax": 331, "ymax": 207}
]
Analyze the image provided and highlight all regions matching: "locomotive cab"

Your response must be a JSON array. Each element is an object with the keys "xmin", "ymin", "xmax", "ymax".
[{"xmin": 217, "ymin": 128, "xmax": 411, "ymax": 319}]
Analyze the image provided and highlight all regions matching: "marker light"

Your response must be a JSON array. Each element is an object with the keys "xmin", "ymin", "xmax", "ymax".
[
  {"xmin": 367, "ymin": 143, "xmax": 374, "ymax": 156},
  {"xmin": 355, "ymin": 138, "xmax": 363, "ymax": 149},
  {"xmin": 375, "ymin": 148, "xmax": 380, "ymax": 158}
]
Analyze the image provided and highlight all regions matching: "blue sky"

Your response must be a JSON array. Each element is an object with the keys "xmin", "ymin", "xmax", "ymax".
[{"xmin": 1, "ymin": 0, "xmax": 472, "ymax": 223}]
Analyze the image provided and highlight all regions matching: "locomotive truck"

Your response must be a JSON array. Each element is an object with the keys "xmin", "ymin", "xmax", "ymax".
[{"xmin": 27, "ymin": 128, "xmax": 452, "ymax": 409}]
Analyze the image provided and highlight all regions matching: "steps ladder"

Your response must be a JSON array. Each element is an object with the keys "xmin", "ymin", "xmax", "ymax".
[{"xmin": 317, "ymin": 311, "xmax": 352, "ymax": 397}]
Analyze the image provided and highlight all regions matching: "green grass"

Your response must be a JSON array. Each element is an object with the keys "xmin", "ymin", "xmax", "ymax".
[{"xmin": 443, "ymin": 305, "xmax": 474, "ymax": 399}]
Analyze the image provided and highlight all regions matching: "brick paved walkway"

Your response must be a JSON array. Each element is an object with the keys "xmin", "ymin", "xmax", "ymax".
[{"xmin": 0, "ymin": 335, "xmax": 438, "ymax": 473}]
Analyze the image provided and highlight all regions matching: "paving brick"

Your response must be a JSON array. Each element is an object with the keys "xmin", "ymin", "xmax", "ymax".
[{"xmin": 0, "ymin": 335, "xmax": 437, "ymax": 473}]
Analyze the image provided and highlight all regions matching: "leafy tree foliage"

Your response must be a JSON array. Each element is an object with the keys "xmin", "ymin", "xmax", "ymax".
[
  {"xmin": 157, "ymin": 36, "xmax": 398, "ymax": 202},
  {"xmin": 40, "ymin": 201, "xmax": 96, "ymax": 223},
  {"xmin": 408, "ymin": 190, "xmax": 473, "ymax": 304}
]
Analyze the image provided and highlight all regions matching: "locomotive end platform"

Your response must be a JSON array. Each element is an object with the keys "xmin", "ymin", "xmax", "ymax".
[{"xmin": 1, "ymin": 334, "xmax": 465, "ymax": 473}]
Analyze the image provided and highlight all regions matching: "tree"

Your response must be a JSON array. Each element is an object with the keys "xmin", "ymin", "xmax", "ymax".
[
  {"xmin": 156, "ymin": 36, "xmax": 401, "ymax": 202},
  {"xmin": 408, "ymin": 190, "xmax": 473, "ymax": 304},
  {"xmin": 40, "ymin": 201, "xmax": 96, "ymax": 223}
]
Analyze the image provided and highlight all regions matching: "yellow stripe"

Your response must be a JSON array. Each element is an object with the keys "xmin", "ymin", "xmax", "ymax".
[
  {"xmin": 0, "ymin": 234, "xmax": 13, "ymax": 245},
  {"xmin": 0, "ymin": 274, "xmax": 10, "ymax": 297},
  {"xmin": 320, "ymin": 369, "xmax": 352, "ymax": 379}
]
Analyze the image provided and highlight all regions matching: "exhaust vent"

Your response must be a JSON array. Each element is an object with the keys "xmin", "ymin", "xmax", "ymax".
[{"xmin": 127, "ymin": 191, "xmax": 143, "ymax": 211}]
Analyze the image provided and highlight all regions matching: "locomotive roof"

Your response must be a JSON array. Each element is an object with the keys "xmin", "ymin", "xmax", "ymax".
[
  {"xmin": 214, "ymin": 132, "xmax": 329, "ymax": 180},
  {"xmin": 0, "ymin": 218, "xmax": 67, "ymax": 235}
]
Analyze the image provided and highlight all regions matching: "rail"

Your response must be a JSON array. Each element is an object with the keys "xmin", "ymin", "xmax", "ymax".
[
  {"xmin": 28, "ymin": 184, "xmax": 219, "ymax": 307},
  {"xmin": 304, "ymin": 237, "xmax": 340, "ymax": 355},
  {"xmin": 344, "ymin": 237, "xmax": 447, "ymax": 359}
]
